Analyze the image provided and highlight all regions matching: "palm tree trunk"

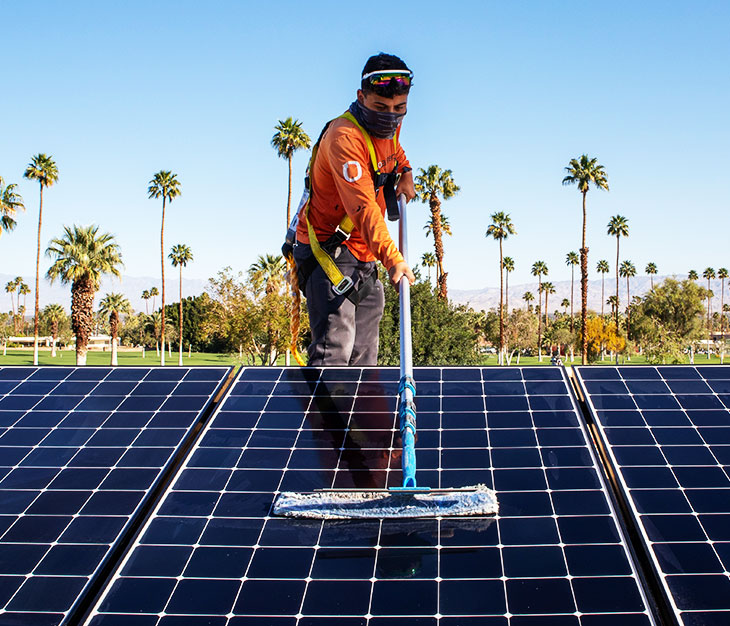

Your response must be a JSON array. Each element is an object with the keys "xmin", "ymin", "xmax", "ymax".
[
  {"xmin": 431, "ymin": 193, "xmax": 447, "ymax": 300},
  {"xmin": 537, "ymin": 277, "xmax": 543, "ymax": 362},
  {"xmin": 160, "ymin": 196, "xmax": 166, "ymax": 366},
  {"xmin": 570, "ymin": 265, "xmax": 574, "ymax": 332},
  {"xmin": 178, "ymin": 264, "xmax": 184, "ymax": 366},
  {"xmin": 72, "ymin": 277, "xmax": 94, "ymax": 366},
  {"xmin": 33, "ymin": 185, "xmax": 43, "ymax": 366},
  {"xmin": 721, "ymin": 278, "xmax": 725, "ymax": 336},
  {"xmin": 286, "ymin": 156, "xmax": 293, "ymax": 229},
  {"xmin": 615, "ymin": 236, "xmax": 620, "ymax": 332},
  {"xmin": 51, "ymin": 321, "xmax": 58, "ymax": 358},
  {"xmin": 601, "ymin": 274, "xmax": 605, "ymax": 318},
  {"xmin": 707, "ymin": 279, "xmax": 711, "ymax": 359},
  {"xmin": 545, "ymin": 291, "xmax": 549, "ymax": 330},
  {"xmin": 580, "ymin": 191, "xmax": 589, "ymax": 365},
  {"xmin": 626, "ymin": 276, "xmax": 631, "ymax": 339},
  {"xmin": 110, "ymin": 312, "xmax": 118, "ymax": 367},
  {"xmin": 498, "ymin": 240, "xmax": 504, "ymax": 365}
]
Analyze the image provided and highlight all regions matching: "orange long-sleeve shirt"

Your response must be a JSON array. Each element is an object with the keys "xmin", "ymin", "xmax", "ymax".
[{"xmin": 296, "ymin": 114, "xmax": 410, "ymax": 270}]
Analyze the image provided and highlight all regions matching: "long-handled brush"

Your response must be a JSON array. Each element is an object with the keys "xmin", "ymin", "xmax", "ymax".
[{"xmin": 273, "ymin": 195, "xmax": 498, "ymax": 519}]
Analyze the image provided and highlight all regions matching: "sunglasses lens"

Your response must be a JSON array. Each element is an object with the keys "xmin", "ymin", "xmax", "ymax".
[{"xmin": 369, "ymin": 72, "xmax": 412, "ymax": 86}]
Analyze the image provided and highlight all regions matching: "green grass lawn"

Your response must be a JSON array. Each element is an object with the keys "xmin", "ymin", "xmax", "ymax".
[{"xmin": 2, "ymin": 348, "xmax": 729, "ymax": 368}]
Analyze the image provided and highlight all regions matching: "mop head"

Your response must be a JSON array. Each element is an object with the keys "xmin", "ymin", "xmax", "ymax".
[{"xmin": 273, "ymin": 484, "xmax": 498, "ymax": 520}]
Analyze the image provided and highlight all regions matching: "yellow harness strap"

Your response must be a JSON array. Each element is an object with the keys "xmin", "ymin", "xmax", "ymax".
[{"xmin": 303, "ymin": 113, "xmax": 397, "ymax": 293}]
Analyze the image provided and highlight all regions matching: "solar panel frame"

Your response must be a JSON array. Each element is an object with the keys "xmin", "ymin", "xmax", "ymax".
[
  {"xmin": 0, "ymin": 365, "xmax": 232, "ymax": 626},
  {"xmin": 575, "ymin": 365, "xmax": 730, "ymax": 626},
  {"xmin": 85, "ymin": 366, "xmax": 659, "ymax": 625}
]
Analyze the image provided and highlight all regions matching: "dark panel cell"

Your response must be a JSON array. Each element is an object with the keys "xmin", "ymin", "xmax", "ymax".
[
  {"xmin": 311, "ymin": 548, "xmax": 375, "ymax": 579},
  {"xmin": 622, "ymin": 466, "xmax": 679, "ymax": 489},
  {"xmin": 60, "ymin": 411, "xmax": 109, "ymax": 428},
  {"xmin": 642, "ymin": 514, "xmax": 707, "ymax": 542},
  {"xmin": 488, "ymin": 429, "xmax": 537, "ymax": 448},
  {"xmin": 233, "ymin": 579, "xmax": 306, "ymax": 615},
  {"xmin": 712, "ymin": 445, "xmax": 730, "ymax": 463},
  {"xmin": 258, "ymin": 518, "xmax": 322, "ymax": 547},
  {"xmin": 247, "ymin": 429, "xmax": 299, "ymax": 447},
  {"xmin": 652, "ymin": 427, "xmax": 704, "ymax": 445},
  {"xmin": 580, "ymin": 615, "xmax": 650, "ymax": 626},
  {"xmin": 6, "ymin": 575, "xmax": 87, "ymax": 612},
  {"xmin": 238, "ymin": 447, "xmax": 290, "ymax": 469},
  {"xmin": 184, "ymin": 546, "xmax": 252, "ymax": 578},
  {"xmin": 318, "ymin": 520, "xmax": 382, "ymax": 548},
  {"xmin": 676, "ymin": 394, "xmax": 725, "ymax": 410},
  {"xmin": 625, "ymin": 380, "xmax": 670, "ymax": 394},
  {"xmin": 98, "ymin": 577, "xmax": 178, "ymax": 613},
  {"xmin": 380, "ymin": 520, "xmax": 438, "ymax": 547},
  {"xmin": 491, "ymin": 448, "xmax": 542, "ymax": 468},
  {"xmin": 0, "ymin": 466, "xmax": 58, "ymax": 489},
  {"xmin": 612, "ymin": 445, "xmax": 667, "ymax": 466},
  {"xmin": 707, "ymin": 379, "xmax": 730, "ymax": 394},
  {"xmin": 3, "ymin": 515, "xmax": 72, "ymax": 542},
  {"xmin": 557, "ymin": 516, "xmax": 620, "ymax": 544},
  {"xmin": 134, "ymin": 429, "xmax": 187, "ymax": 447},
  {"xmin": 441, "ymin": 579, "xmax": 506, "ymax": 615},
  {"xmin": 27, "ymin": 490, "xmax": 92, "ymax": 515},
  {"xmin": 699, "ymin": 514, "xmax": 730, "ymax": 540},
  {"xmin": 536, "ymin": 428, "xmax": 586, "ymax": 447},
  {"xmin": 201, "ymin": 428, "xmax": 252, "ymax": 447},
  {"xmin": 187, "ymin": 447, "xmax": 241, "ymax": 468},
  {"xmin": 481, "ymin": 382, "xmax": 525, "ymax": 396},
  {"xmin": 642, "ymin": 411, "xmax": 690, "ymax": 427},
  {"xmin": 254, "ymin": 412, "xmax": 304, "ymax": 429},
  {"xmin": 565, "ymin": 544, "xmax": 632, "ymax": 576},
  {"xmin": 145, "ymin": 368, "xmax": 188, "ymax": 382},
  {"xmin": 279, "ymin": 469, "xmax": 334, "ymax": 491},
  {"xmin": 701, "ymin": 428, "xmax": 730, "ymax": 444},
  {"xmin": 0, "ymin": 445, "xmax": 34, "ymax": 466},
  {"xmin": 479, "ymin": 367, "xmax": 522, "ymax": 381},
  {"xmin": 247, "ymin": 547, "xmax": 314, "ymax": 578},
  {"xmin": 0, "ymin": 427, "xmax": 50, "ymax": 446},
  {"xmin": 161, "ymin": 395, "xmax": 208, "ymax": 412},
  {"xmin": 213, "ymin": 492, "xmax": 274, "ymax": 517},
  {"xmin": 35, "ymin": 395, "xmax": 85, "ymax": 411},
  {"xmin": 184, "ymin": 367, "xmax": 228, "ymax": 381},
  {"xmin": 485, "ymin": 396, "xmax": 529, "ymax": 411},
  {"xmin": 656, "ymin": 366, "xmax": 700, "ymax": 380},
  {"xmin": 370, "ymin": 580, "xmax": 437, "ymax": 616},
  {"xmin": 118, "ymin": 396, "xmax": 166, "ymax": 412},
  {"xmin": 0, "ymin": 489, "xmax": 38, "ymax": 513},
  {"xmin": 93, "ymin": 381, "xmax": 138, "ymax": 395},
  {"xmin": 376, "ymin": 547, "xmax": 437, "ymax": 578},
  {"xmin": 499, "ymin": 517, "xmax": 559, "ymax": 545},
  {"xmin": 665, "ymin": 574, "xmax": 730, "ymax": 610},
  {"xmin": 662, "ymin": 445, "xmax": 717, "ymax": 465},
  {"xmin": 53, "ymin": 380, "xmax": 98, "ymax": 395},
  {"xmin": 302, "ymin": 580, "xmax": 371, "ymax": 616},
  {"xmin": 589, "ymin": 394, "xmax": 636, "ymax": 410},
  {"xmin": 134, "ymin": 382, "xmax": 177, "ymax": 395},
  {"xmin": 0, "ymin": 395, "xmax": 40, "ymax": 410},
  {"xmin": 631, "ymin": 489, "xmax": 693, "ymax": 514},
  {"xmin": 440, "ymin": 429, "xmax": 488, "ymax": 448},
  {"xmin": 572, "ymin": 576, "xmax": 645, "ymax": 612},
  {"xmin": 41, "ymin": 428, "xmax": 95, "ymax": 446},
  {"xmin": 524, "ymin": 381, "xmax": 569, "ymax": 395},
  {"xmin": 100, "ymin": 468, "xmax": 158, "ymax": 491},
  {"xmin": 34, "ymin": 543, "xmax": 108, "ymax": 575},
  {"xmin": 529, "ymin": 396, "xmax": 574, "ymax": 411},
  {"xmin": 441, "ymin": 447, "xmax": 490, "ymax": 469},
  {"xmin": 487, "ymin": 411, "xmax": 534, "ymax": 429},
  {"xmin": 594, "ymin": 410, "xmax": 644, "ymax": 427},
  {"xmin": 440, "ymin": 395, "xmax": 485, "ymax": 412},
  {"xmin": 147, "ymin": 413, "xmax": 198, "ymax": 428},
  {"xmin": 76, "ymin": 395, "xmax": 124, "ymax": 411},
  {"xmin": 522, "ymin": 367, "xmax": 563, "ymax": 381},
  {"xmin": 493, "ymin": 468, "xmax": 548, "ymax": 491},
  {"xmin": 633, "ymin": 394, "xmax": 681, "ymax": 409},
  {"xmin": 506, "ymin": 578, "xmax": 575, "ymax": 614},
  {"xmin": 121, "ymin": 545, "xmax": 192, "ymax": 576},
  {"xmin": 15, "ymin": 411, "xmax": 65, "ymax": 427},
  {"xmin": 0, "ymin": 367, "xmax": 37, "ymax": 380},
  {"xmin": 238, "ymin": 368, "xmax": 281, "ymax": 381},
  {"xmin": 158, "ymin": 491, "xmax": 219, "ymax": 516},
  {"xmin": 546, "ymin": 467, "xmax": 601, "ymax": 490},
  {"xmin": 552, "ymin": 491, "xmax": 609, "ymax": 515},
  {"xmin": 674, "ymin": 466, "xmax": 730, "ymax": 488},
  {"xmin": 85, "ymin": 428, "xmax": 139, "ymax": 447},
  {"xmin": 103, "ymin": 368, "xmax": 150, "ymax": 381},
  {"xmin": 654, "ymin": 542, "xmax": 724, "ymax": 574},
  {"xmin": 82, "ymin": 490, "xmax": 143, "ymax": 515},
  {"xmin": 442, "ymin": 381, "xmax": 483, "ymax": 396},
  {"xmin": 117, "ymin": 447, "xmax": 174, "ymax": 467},
  {"xmin": 685, "ymin": 488, "xmax": 730, "ymax": 513},
  {"xmin": 667, "ymin": 379, "xmax": 713, "ymax": 394},
  {"xmin": 0, "ymin": 575, "xmax": 24, "ymax": 607},
  {"xmin": 542, "ymin": 447, "xmax": 594, "ymax": 467},
  {"xmin": 174, "ymin": 468, "xmax": 231, "ymax": 491},
  {"xmin": 0, "ymin": 543, "xmax": 48, "ymax": 574},
  {"xmin": 14, "ymin": 381, "xmax": 58, "ymax": 395},
  {"xmin": 497, "ymin": 491, "xmax": 553, "ymax": 517},
  {"xmin": 142, "ymin": 517, "xmax": 207, "ymax": 545},
  {"xmin": 59, "ymin": 516, "xmax": 127, "ymax": 543},
  {"xmin": 680, "ymin": 611, "xmax": 730, "ymax": 626},
  {"xmin": 502, "ymin": 546, "xmax": 566, "ymax": 577},
  {"xmin": 68, "ymin": 447, "xmax": 125, "ymax": 467}
]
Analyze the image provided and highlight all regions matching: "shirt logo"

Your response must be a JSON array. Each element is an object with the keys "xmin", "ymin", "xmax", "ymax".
[{"xmin": 342, "ymin": 160, "xmax": 363, "ymax": 182}]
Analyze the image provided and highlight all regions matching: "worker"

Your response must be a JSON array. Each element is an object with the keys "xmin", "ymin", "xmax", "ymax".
[{"xmin": 291, "ymin": 53, "xmax": 416, "ymax": 366}]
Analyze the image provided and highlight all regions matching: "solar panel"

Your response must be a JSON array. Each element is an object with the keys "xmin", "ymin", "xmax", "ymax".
[
  {"xmin": 0, "ymin": 365, "xmax": 231, "ymax": 626},
  {"xmin": 576, "ymin": 365, "xmax": 730, "ymax": 626},
  {"xmin": 85, "ymin": 366, "xmax": 657, "ymax": 625}
]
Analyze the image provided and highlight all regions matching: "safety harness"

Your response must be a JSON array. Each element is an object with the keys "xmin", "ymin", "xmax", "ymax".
[{"xmin": 294, "ymin": 111, "xmax": 402, "ymax": 302}]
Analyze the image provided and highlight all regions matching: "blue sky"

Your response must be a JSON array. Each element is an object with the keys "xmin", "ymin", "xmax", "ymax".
[{"xmin": 2, "ymin": 1, "xmax": 728, "ymax": 294}]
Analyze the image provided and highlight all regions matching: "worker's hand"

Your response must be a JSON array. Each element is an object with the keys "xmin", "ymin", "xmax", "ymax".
[
  {"xmin": 396, "ymin": 170, "xmax": 416, "ymax": 202},
  {"xmin": 388, "ymin": 261, "xmax": 416, "ymax": 290}
]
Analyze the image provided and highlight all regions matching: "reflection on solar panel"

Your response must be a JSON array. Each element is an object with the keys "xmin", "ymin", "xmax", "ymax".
[
  {"xmin": 576, "ymin": 365, "xmax": 730, "ymax": 626},
  {"xmin": 86, "ymin": 366, "xmax": 656, "ymax": 625},
  {"xmin": 0, "ymin": 366, "xmax": 230, "ymax": 626}
]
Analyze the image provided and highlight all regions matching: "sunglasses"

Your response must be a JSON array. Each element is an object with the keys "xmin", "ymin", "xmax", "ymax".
[{"xmin": 361, "ymin": 70, "xmax": 413, "ymax": 87}]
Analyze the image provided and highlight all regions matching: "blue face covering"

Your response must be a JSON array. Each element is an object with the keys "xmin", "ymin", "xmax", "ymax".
[{"xmin": 349, "ymin": 100, "xmax": 406, "ymax": 139}]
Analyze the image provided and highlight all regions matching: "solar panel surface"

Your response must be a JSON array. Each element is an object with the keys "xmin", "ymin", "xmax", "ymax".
[
  {"xmin": 0, "ymin": 366, "xmax": 230, "ymax": 626},
  {"xmin": 86, "ymin": 366, "xmax": 656, "ymax": 625},
  {"xmin": 576, "ymin": 365, "xmax": 730, "ymax": 626}
]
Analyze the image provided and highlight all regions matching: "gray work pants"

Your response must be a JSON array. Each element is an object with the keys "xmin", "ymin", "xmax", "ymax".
[{"xmin": 294, "ymin": 243, "xmax": 385, "ymax": 366}]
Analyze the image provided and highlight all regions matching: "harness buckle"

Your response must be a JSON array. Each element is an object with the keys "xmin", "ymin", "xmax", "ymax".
[
  {"xmin": 334, "ymin": 224, "xmax": 352, "ymax": 241},
  {"xmin": 332, "ymin": 276, "xmax": 354, "ymax": 295}
]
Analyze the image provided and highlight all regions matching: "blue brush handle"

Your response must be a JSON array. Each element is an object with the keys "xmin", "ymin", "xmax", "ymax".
[{"xmin": 401, "ymin": 428, "xmax": 417, "ymax": 487}]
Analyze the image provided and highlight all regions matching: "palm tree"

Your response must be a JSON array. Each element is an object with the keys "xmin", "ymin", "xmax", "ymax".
[
  {"xmin": 619, "ymin": 260, "xmax": 637, "ymax": 336},
  {"xmin": 169, "ymin": 244, "xmax": 194, "ymax": 365},
  {"xmin": 415, "ymin": 165, "xmax": 460, "ymax": 299},
  {"xmin": 523, "ymin": 291, "xmax": 534, "ymax": 312},
  {"xmin": 542, "ymin": 282, "xmax": 555, "ymax": 329},
  {"xmin": 0, "ymin": 177, "xmax": 25, "ymax": 238},
  {"xmin": 531, "ymin": 261, "xmax": 548, "ymax": 361},
  {"xmin": 42, "ymin": 304, "xmax": 65, "ymax": 358},
  {"xmin": 607, "ymin": 215, "xmax": 629, "ymax": 331},
  {"xmin": 645, "ymin": 262, "xmax": 658, "ymax": 289},
  {"xmin": 249, "ymin": 254, "xmax": 286, "ymax": 295},
  {"xmin": 486, "ymin": 212, "xmax": 517, "ymax": 364},
  {"xmin": 424, "ymin": 214, "xmax": 452, "ymax": 238},
  {"xmin": 271, "ymin": 117, "xmax": 311, "ymax": 228},
  {"xmin": 607, "ymin": 295, "xmax": 618, "ymax": 319},
  {"xmin": 46, "ymin": 225, "xmax": 123, "ymax": 366},
  {"xmin": 18, "ymin": 283, "xmax": 31, "ymax": 332},
  {"xmin": 148, "ymin": 170, "xmax": 181, "ymax": 366},
  {"xmin": 565, "ymin": 251, "xmax": 579, "ymax": 332},
  {"xmin": 24, "ymin": 154, "xmax": 59, "ymax": 365},
  {"xmin": 688, "ymin": 270, "xmax": 698, "ymax": 281},
  {"xmin": 718, "ymin": 268, "xmax": 728, "ymax": 335},
  {"xmin": 144, "ymin": 311, "xmax": 171, "ymax": 355},
  {"xmin": 561, "ymin": 298, "xmax": 570, "ymax": 315},
  {"xmin": 99, "ymin": 293, "xmax": 131, "ymax": 366},
  {"xmin": 596, "ymin": 260, "xmax": 610, "ymax": 318},
  {"xmin": 150, "ymin": 286, "xmax": 159, "ymax": 311},
  {"xmin": 703, "ymin": 267, "xmax": 716, "ymax": 354},
  {"xmin": 503, "ymin": 256, "xmax": 515, "ymax": 314},
  {"xmin": 421, "ymin": 252, "xmax": 436, "ymax": 285},
  {"xmin": 141, "ymin": 289, "xmax": 151, "ymax": 314},
  {"xmin": 5, "ymin": 280, "xmax": 17, "ymax": 320},
  {"xmin": 562, "ymin": 155, "xmax": 609, "ymax": 364}
]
